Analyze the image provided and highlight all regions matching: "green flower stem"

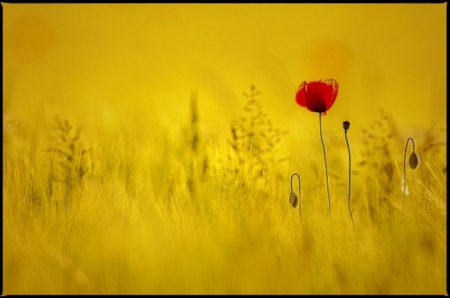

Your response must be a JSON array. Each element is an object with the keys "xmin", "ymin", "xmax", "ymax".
[
  {"xmin": 291, "ymin": 172, "xmax": 302, "ymax": 222},
  {"xmin": 319, "ymin": 113, "xmax": 334, "ymax": 243},
  {"xmin": 344, "ymin": 129, "xmax": 357, "ymax": 243},
  {"xmin": 400, "ymin": 137, "xmax": 416, "ymax": 233}
]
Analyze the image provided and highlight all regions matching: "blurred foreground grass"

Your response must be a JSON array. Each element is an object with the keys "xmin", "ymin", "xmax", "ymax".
[{"xmin": 3, "ymin": 87, "xmax": 447, "ymax": 294}]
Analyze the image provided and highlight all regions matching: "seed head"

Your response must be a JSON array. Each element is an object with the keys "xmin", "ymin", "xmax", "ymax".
[
  {"xmin": 409, "ymin": 151, "xmax": 420, "ymax": 170},
  {"xmin": 343, "ymin": 121, "xmax": 350, "ymax": 132},
  {"xmin": 289, "ymin": 191, "xmax": 299, "ymax": 208}
]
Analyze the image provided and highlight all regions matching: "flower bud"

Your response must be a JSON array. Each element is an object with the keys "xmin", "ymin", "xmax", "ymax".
[
  {"xmin": 289, "ymin": 192, "xmax": 299, "ymax": 208},
  {"xmin": 343, "ymin": 121, "xmax": 350, "ymax": 132},
  {"xmin": 409, "ymin": 151, "xmax": 420, "ymax": 170}
]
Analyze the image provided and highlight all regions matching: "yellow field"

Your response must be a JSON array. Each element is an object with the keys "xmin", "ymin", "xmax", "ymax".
[{"xmin": 3, "ymin": 3, "xmax": 447, "ymax": 295}]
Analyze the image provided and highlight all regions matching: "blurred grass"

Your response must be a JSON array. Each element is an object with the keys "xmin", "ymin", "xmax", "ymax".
[{"xmin": 3, "ymin": 86, "xmax": 446, "ymax": 294}]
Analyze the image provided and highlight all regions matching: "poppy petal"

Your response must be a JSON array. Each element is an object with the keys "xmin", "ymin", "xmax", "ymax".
[
  {"xmin": 305, "ymin": 81, "xmax": 327, "ymax": 113},
  {"xmin": 295, "ymin": 78, "xmax": 339, "ymax": 115},
  {"xmin": 323, "ymin": 79, "xmax": 339, "ymax": 111},
  {"xmin": 295, "ymin": 81, "xmax": 307, "ymax": 107}
]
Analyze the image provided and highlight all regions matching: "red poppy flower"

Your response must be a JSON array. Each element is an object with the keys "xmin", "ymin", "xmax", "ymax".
[{"xmin": 295, "ymin": 79, "xmax": 339, "ymax": 115}]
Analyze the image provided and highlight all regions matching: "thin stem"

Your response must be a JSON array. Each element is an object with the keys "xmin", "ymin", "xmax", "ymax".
[
  {"xmin": 291, "ymin": 173, "xmax": 302, "ymax": 221},
  {"xmin": 319, "ymin": 113, "xmax": 334, "ymax": 242},
  {"xmin": 345, "ymin": 130, "xmax": 357, "ymax": 243},
  {"xmin": 400, "ymin": 137, "xmax": 416, "ymax": 233}
]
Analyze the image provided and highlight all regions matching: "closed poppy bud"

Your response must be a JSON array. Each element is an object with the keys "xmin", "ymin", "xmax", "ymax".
[
  {"xmin": 343, "ymin": 121, "xmax": 350, "ymax": 131},
  {"xmin": 289, "ymin": 191, "xmax": 299, "ymax": 208},
  {"xmin": 409, "ymin": 152, "xmax": 420, "ymax": 170}
]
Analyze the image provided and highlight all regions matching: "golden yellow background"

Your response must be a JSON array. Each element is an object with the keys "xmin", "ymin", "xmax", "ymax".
[
  {"xmin": 3, "ymin": 3, "xmax": 447, "ymax": 145},
  {"xmin": 3, "ymin": 4, "xmax": 447, "ymax": 295}
]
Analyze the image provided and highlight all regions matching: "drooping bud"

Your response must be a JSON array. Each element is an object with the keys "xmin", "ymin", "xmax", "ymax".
[
  {"xmin": 343, "ymin": 121, "xmax": 350, "ymax": 132},
  {"xmin": 289, "ymin": 192, "xmax": 299, "ymax": 208},
  {"xmin": 409, "ymin": 151, "xmax": 420, "ymax": 170}
]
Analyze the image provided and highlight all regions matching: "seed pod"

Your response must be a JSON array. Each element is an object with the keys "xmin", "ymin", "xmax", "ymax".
[
  {"xmin": 409, "ymin": 151, "xmax": 420, "ymax": 170},
  {"xmin": 343, "ymin": 121, "xmax": 350, "ymax": 132},
  {"xmin": 289, "ymin": 192, "xmax": 299, "ymax": 208}
]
